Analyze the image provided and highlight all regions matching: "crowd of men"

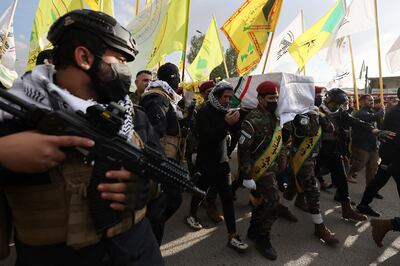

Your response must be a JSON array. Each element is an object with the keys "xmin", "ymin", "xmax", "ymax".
[{"xmin": 0, "ymin": 9, "xmax": 399, "ymax": 266}]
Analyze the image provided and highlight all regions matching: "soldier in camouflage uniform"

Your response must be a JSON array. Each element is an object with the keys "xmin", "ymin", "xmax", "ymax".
[
  {"xmin": 238, "ymin": 81, "xmax": 294, "ymax": 260},
  {"xmin": 282, "ymin": 109, "xmax": 339, "ymax": 245}
]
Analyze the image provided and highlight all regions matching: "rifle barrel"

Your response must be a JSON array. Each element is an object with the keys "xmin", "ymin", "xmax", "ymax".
[
  {"xmin": 0, "ymin": 99, "xmax": 25, "ymax": 118},
  {"xmin": 0, "ymin": 89, "xmax": 37, "ymax": 113}
]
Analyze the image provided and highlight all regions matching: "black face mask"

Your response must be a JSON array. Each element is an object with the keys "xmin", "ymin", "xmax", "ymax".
[
  {"xmin": 327, "ymin": 103, "xmax": 339, "ymax": 112},
  {"xmin": 266, "ymin": 102, "xmax": 278, "ymax": 114},
  {"xmin": 315, "ymin": 95, "xmax": 322, "ymax": 107},
  {"xmin": 166, "ymin": 75, "xmax": 180, "ymax": 91},
  {"xmin": 90, "ymin": 58, "xmax": 132, "ymax": 103}
]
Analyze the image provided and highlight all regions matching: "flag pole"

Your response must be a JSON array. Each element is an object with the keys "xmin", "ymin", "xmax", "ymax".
[
  {"xmin": 181, "ymin": 0, "xmax": 191, "ymax": 81},
  {"xmin": 214, "ymin": 16, "xmax": 229, "ymax": 78},
  {"xmin": 301, "ymin": 9, "xmax": 306, "ymax": 75},
  {"xmin": 373, "ymin": 0, "xmax": 384, "ymax": 105},
  {"xmin": 223, "ymin": 57, "xmax": 230, "ymax": 78},
  {"xmin": 348, "ymin": 37, "xmax": 359, "ymax": 109},
  {"xmin": 342, "ymin": 0, "xmax": 359, "ymax": 109},
  {"xmin": 262, "ymin": 0, "xmax": 284, "ymax": 74},
  {"xmin": 135, "ymin": 0, "xmax": 139, "ymax": 16},
  {"xmin": 261, "ymin": 31, "xmax": 275, "ymax": 74}
]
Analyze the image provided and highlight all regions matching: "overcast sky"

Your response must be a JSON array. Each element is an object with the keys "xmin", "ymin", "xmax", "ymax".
[{"xmin": 1, "ymin": 0, "xmax": 399, "ymax": 85}]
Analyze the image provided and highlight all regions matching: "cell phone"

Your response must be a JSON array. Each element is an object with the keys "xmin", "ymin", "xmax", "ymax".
[{"xmin": 228, "ymin": 107, "xmax": 240, "ymax": 113}]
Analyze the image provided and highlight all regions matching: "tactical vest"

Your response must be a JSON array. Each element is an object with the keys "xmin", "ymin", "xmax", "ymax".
[
  {"xmin": 141, "ymin": 88, "xmax": 182, "ymax": 160},
  {"xmin": 3, "ymin": 131, "xmax": 146, "ymax": 249}
]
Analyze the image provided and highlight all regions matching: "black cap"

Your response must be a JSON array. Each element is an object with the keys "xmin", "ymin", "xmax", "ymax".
[{"xmin": 157, "ymin": 63, "xmax": 180, "ymax": 89}]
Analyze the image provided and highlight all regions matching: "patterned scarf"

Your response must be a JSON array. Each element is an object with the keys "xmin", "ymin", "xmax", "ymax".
[
  {"xmin": 208, "ymin": 91, "xmax": 229, "ymax": 112},
  {"xmin": 207, "ymin": 81, "xmax": 233, "ymax": 112},
  {"xmin": 1, "ymin": 64, "xmax": 134, "ymax": 141}
]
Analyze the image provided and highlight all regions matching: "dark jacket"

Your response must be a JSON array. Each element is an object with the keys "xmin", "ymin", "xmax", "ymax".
[
  {"xmin": 196, "ymin": 102, "xmax": 231, "ymax": 168},
  {"xmin": 379, "ymin": 103, "xmax": 400, "ymax": 163},
  {"xmin": 352, "ymin": 107, "xmax": 384, "ymax": 151},
  {"xmin": 319, "ymin": 108, "xmax": 374, "ymax": 156},
  {"xmin": 139, "ymin": 92, "xmax": 179, "ymax": 139}
]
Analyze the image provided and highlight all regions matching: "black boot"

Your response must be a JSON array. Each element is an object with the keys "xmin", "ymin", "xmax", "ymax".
[
  {"xmin": 254, "ymin": 237, "xmax": 277, "ymax": 261},
  {"xmin": 277, "ymin": 203, "xmax": 298, "ymax": 222},
  {"xmin": 357, "ymin": 204, "xmax": 381, "ymax": 217},
  {"xmin": 247, "ymin": 226, "xmax": 258, "ymax": 241}
]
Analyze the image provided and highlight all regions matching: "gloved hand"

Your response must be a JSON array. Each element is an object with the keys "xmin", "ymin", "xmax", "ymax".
[
  {"xmin": 125, "ymin": 174, "xmax": 151, "ymax": 211},
  {"xmin": 97, "ymin": 169, "xmax": 150, "ymax": 212},
  {"xmin": 373, "ymin": 129, "xmax": 396, "ymax": 142},
  {"xmin": 242, "ymin": 179, "xmax": 257, "ymax": 190}
]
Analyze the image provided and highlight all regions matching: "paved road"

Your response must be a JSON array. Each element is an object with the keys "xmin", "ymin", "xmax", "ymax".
[
  {"xmin": 2, "ymin": 172, "xmax": 399, "ymax": 266},
  {"xmin": 161, "ymin": 175, "xmax": 400, "ymax": 266}
]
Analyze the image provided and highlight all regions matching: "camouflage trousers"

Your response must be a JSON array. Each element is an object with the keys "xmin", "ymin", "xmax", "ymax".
[
  {"xmin": 284, "ymin": 158, "xmax": 321, "ymax": 214},
  {"xmin": 248, "ymin": 172, "xmax": 280, "ymax": 238}
]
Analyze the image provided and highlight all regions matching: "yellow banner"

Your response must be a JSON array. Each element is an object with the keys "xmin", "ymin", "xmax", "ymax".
[
  {"xmin": 250, "ymin": 124, "xmax": 282, "ymax": 180},
  {"xmin": 147, "ymin": 0, "xmax": 190, "ymax": 68},
  {"xmin": 83, "ymin": 0, "xmax": 114, "ymax": 16},
  {"xmin": 221, "ymin": 0, "xmax": 282, "ymax": 76},
  {"xmin": 290, "ymin": 127, "xmax": 322, "ymax": 177}
]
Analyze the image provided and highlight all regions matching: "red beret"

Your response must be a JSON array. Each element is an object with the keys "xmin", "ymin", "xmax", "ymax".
[
  {"xmin": 256, "ymin": 80, "xmax": 279, "ymax": 95},
  {"xmin": 199, "ymin": 80, "xmax": 215, "ymax": 93},
  {"xmin": 315, "ymin": 86, "xmax": 325, "ymax": 94}
]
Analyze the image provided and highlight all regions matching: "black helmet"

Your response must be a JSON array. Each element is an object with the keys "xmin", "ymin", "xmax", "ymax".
[
  {"xmin": 326, "ymin": 88, "xmax": 348, "ymax": 105},
  {"xmin": 47, "ymin": 9, "xmax": 138, "ymax": 62}
]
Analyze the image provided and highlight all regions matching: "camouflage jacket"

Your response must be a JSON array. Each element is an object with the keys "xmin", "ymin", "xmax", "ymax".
[{"xmin": 238, "ymin": 105, "xmax": 279, "ymax": 178}]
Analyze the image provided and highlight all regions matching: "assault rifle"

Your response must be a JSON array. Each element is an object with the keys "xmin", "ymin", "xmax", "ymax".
[
  {"xmin": 181, "ymin": 98, "xmax": 197, "ymax": 138},
  {"xmin": 0, "ymin": 89, "xmax": 205, "ymax": 232}
]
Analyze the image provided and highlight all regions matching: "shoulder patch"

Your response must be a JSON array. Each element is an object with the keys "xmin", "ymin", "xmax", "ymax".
[
  {"xmin": 241, "ymin": 129, "xmax": 252, "ymax": 139},
  {"xmin": 239, "ymin": 129, "xmax": 252, "ymax": 144}
]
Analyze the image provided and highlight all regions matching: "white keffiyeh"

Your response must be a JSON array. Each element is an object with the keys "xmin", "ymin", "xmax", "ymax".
[
  {"xmin": 0, "ymin": 64, "xmax": 135, "ymax": 141},
  {"xmin": 145, "ymin": 80, "xmax": 183, "ymax": 118}
]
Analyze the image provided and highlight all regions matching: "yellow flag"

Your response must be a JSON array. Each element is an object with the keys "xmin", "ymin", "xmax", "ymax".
[
  {"xmin": 188, "ymin": 17, "xmax": 224, "ymax": 82},
  {"xmin": 288, "ymin": 0, "xmax": 344, "ymax": 68},
  {"xmin": 221, "ymin": 0, "xmax": 282, "ymax": 76},
  {"xmin": 83, "ymin": 0, "xmax": 114, "ymax": 16},
  {"xmin": 147, "ymin": 0, "xmax": 190, "ymax": 68},
  {"xmin": 26, "ymin": 0, "xmax": 115, "ymax": 71},
  {"xmin": 26, "ymin": 0, "xmax": 84, "ymax": 70},
  {"xmin": 178, "ymin": 52, "xmax": 185, "ymax": 73}
]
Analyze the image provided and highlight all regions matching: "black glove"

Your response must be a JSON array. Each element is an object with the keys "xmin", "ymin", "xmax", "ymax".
[
  {"xmin": 125, "ymin": 174, "xmax": 150, "ymax": 211},
  {"xmin": 376, "ymin": 130, "xmax": 396, "ymax": 141}
]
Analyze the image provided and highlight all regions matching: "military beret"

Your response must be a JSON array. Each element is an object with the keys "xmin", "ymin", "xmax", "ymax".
[
  {"xmin": 256, "ymin": 80, "xmax": 279, "ymax": 95},
  {"xmin": 315, "ymin": 86, "xmax": 325, "ymax": 95},
  {"xmin": 199, "ymin": 80, "xmax": 215, "ymax": 93}
]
